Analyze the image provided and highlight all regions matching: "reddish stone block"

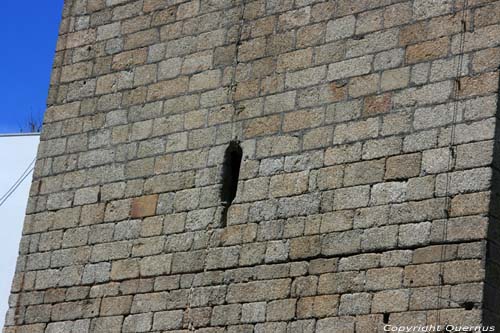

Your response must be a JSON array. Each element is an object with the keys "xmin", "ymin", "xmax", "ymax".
[{"xmin": 131, "ymin": 195, "xmax": 158, "ymax": 218}]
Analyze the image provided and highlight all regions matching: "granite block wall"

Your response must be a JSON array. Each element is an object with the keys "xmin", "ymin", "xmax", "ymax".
[{"xmin": 4, "ymin": 0, "xmax": 500, "ymax": 332}]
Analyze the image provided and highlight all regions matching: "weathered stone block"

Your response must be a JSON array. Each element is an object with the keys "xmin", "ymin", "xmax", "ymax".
[
  {"xmin": 122, "ymin": 313, "xmax": 152, "ymax": 333},
  {"xmin": 152, "ymin": 310, "xmax": 183, "ymax": 331},
  {"xmin": 211, "ymin": 304, "xmax": 241, "ymax": 326},
  {"xmin": 297, "ymin": 295, "xmax": 339, "ymax": 319},
  {"xmin": 241, "ymin": 302, "xmax": 266, "ymax": 323},
  {"xmin": 226, "ymin": 279, "xmax": 291, "ymax": 303},
  {"xmin": 371, "ymin": 289, "xmax": 410, "ymax": 313},
  {"xmin": 101, "ymin": 296, "xmax": 132, "ymax": 316},
  {"xmin": 7, "ymin": 2, "xmax": 500, "ymax": 332},
  {"xmin": 366, "ymin": 267, "xmax": 403, "ymax": 291},
  {"xmin": 322, "ymin": 230, "xmax": 362, "ymax": 256},
  {"xmin": 338, "ymin": 293, "xmax": 371, "ymax": 315}
]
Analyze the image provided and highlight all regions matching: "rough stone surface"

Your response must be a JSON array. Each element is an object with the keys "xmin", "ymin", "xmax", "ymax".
[{"xmin": 4, "ymin": 0, "xmax": 500, "ymax": 332}]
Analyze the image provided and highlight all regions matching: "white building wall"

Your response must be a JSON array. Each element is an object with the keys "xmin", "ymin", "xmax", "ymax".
[{"xmin": 0, "ymin": 134, "xmax": 39, "ymax": 328}]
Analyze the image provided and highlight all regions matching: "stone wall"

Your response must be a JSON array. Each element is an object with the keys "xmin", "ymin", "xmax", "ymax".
[{"xmin": 4, "ymin": 0, "xmax": 500, "ymax": 332}]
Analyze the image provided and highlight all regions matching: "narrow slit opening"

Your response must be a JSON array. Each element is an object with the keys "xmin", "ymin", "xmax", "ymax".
[
  {"xmin": 220, "ymin": 141, "xmax": 243, "ymax": 226},
  {"xmin": 462, "ymin": 301, "xmax": 474, "ymax": 310}
]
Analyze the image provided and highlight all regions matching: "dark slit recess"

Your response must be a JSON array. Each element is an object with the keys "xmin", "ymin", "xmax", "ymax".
[
  {"xmin": 221, "ymin": 141, "xmax": 243, "ymax": 206},
  {"xmin": 220, "ymin": 141, "xmax": 243, "ymax": 226}
]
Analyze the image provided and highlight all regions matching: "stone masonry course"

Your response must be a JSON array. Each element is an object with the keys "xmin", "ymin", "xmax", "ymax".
[{"xmin": 4, "ymin": 0, "xmax": 500, "ymax": 332}]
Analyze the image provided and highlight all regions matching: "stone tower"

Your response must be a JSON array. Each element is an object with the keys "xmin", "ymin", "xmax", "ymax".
[{"xmin": 4, "ymin": 0, "xmax": 500, "ymax": 332}]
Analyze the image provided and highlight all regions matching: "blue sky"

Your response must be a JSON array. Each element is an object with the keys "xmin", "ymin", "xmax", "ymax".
[{"xmin": 0, "ymin": 1, "xmax": 64, "ymax": 133}]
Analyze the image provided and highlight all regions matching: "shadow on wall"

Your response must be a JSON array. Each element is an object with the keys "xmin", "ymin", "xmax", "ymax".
[{"xmin": 483, "ymin": 69, "xmax": 500, "ymax": 327}]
